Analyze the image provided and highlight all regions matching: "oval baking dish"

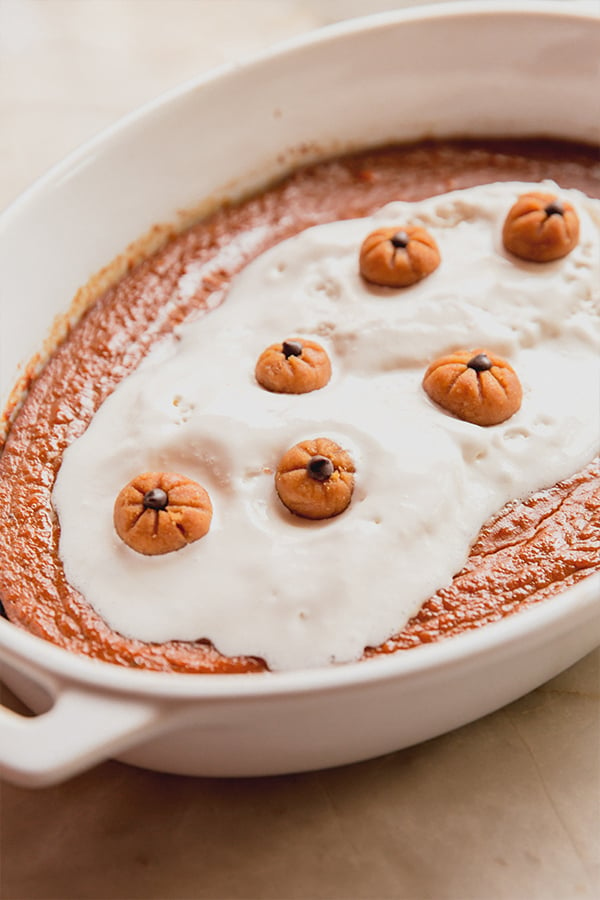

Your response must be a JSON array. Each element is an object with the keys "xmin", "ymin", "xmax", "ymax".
[{"xmin": 0, "ymin": 1, "xmax": 599, "ymax": 787}]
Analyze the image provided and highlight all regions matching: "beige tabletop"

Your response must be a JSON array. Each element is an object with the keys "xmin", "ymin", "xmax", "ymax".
[{"xmin": 0, "ymin": 2, "xmax": 598, "ymax": 899}]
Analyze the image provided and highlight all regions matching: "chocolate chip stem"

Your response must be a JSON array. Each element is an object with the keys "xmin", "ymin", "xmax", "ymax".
[
  {"xmin": 390, "ymin": 231, "xmax": 409, "ymax": 249},
  {"xmin": 467, "ymin": 353, "xmax": 493, "ymax": 372},
  {"xmin": 143, "ymin": 488, "xmax": 168, "ymax": 510},
  {"xmin": 307, "ymin": 456, "xmax": 335, "ymax": 482},
  {"xmin": 282, "ymin": 340, "xmax": 303, "ymax": 359}
]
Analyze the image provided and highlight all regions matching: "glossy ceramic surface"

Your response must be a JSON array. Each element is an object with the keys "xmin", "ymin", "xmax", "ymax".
[{"xmin": 0, "ymin": 1, "xmax": 598, "ymax": 787}]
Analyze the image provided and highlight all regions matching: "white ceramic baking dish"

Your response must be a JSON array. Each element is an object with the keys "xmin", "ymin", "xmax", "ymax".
[{"xmin": 0, "ymin": 1, "xmax": 599, "ymax": 788}]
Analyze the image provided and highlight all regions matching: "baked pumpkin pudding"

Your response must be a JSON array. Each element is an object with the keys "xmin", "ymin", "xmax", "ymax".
[{"xmin": 0, "ymin": 139, "xmax": 598, "ymax": 673}]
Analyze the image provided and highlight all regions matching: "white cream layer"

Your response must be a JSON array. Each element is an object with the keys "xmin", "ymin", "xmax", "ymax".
[{"xmin": 53, "ymin": 182, "xmax": 600, "ymax": 671}]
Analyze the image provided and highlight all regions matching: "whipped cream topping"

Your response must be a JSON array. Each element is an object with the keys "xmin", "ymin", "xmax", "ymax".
[{"xmin": 53, "ymin": 182, "xmax": 600, "ymax": 671}]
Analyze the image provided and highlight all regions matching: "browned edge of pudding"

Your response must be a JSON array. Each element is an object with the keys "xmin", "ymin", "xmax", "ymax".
[{"xmin": 0, "ymin": 138, "xmax": 599, "ymax": 673}]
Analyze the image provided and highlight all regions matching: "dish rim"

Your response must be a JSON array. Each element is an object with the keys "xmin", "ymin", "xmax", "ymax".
[
  {"xmin": 1, "ymin": 573, "xmax": 598, "ymax": 699},
  {"xmin": 1, "ymin": 0, "xmax": 598, "ymax": 225},
  {"xmin": 0, "ymin": 0, "xmax": 598, "ymax": 702}
]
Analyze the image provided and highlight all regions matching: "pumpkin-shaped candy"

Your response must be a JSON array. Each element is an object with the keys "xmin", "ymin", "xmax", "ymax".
[
  {"xmin": 423, "ymin": 350, "xmax": 522, "ymax": 427},
  {"xmin": 114, "ymin": 472, "xmax": 212, "ymax": 555},
  {"xmin": 275, "ymin": 438, "xmax": 355, "ymax": 520},
  {"xmin": 359, "ymin": 225, "xmax": 440, "ymax": 287},
  {"xmin": 255, "ymin": 338, "xmax": 331, "ymax": 394},
  {"xmin": 502, "ymin": 191, "xmax": 579, "ymax": 262}
]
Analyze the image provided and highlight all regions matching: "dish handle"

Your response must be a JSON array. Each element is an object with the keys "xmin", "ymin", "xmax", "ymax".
[{"xmin": 0, "ymin": 645, "xmax": 166, "ymax": 788}]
